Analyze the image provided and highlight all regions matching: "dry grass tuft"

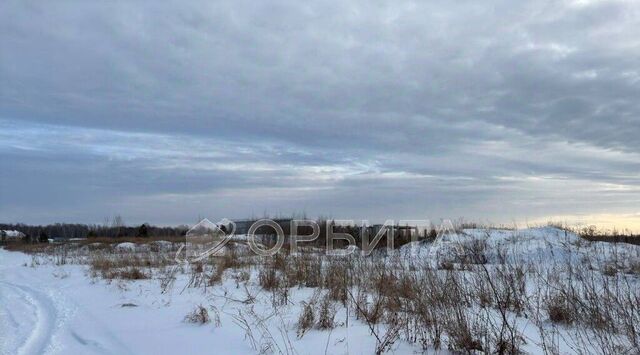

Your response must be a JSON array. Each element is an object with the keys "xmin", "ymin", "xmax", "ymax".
[
  {"xmin": 546, "ymin": 294, "xmax": 574, "ymax": 324},
  {"xmin": 184, "ymin": 305, "xmax": 210, "ymax": 325}
]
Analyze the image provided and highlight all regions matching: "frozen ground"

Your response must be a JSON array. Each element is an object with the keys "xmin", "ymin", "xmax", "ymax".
[
  {"xmin": 1, "ymin": 227, "xmax": 639, "ymax": 354},
  {"xmin": 0, "ymin": 247, "xmax": 414, "ymax": 355}
]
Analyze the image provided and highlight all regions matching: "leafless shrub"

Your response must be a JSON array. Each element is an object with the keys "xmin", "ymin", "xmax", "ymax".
[
  {"xmin": 98, "ymin": 267, "xmax": 148, "ymax": 280},
  {"xmin": 216, "ymin": 243, "xmax": 246, "ymax": 270},
  {"xmin": 232, "ymin": 308, "xmax": 296, "ymax": 355},
  {"xmin": 285, "ymin": 254, "xmax": 322, "ymax": 288},
  {"xmin": 438, "ymin": 260, "xmax": 454, "ymax": 270},
  {"xmin": 232, "ymin": 270, "xmax": 250, "ymax": 287},
  {"xmin": 159, "ymin": 266, "xmax": 178, "ymax": 293},
  {"xmin": 443, "ymin": 308, "xmax": 485, "ymax": 353},
  {"xmin": 296, "ymin": 301, "xmax": 316, "ymax": 338},
  {"xmin": 271, "ymin": 284, "xmax": 290, "ymax": 307},
  {"xmin": 546, "ymin": 294, "xmax": 574, "ymax": 324},
  {"xmin": 461, "ymin": 238, "xmax": 488, "ymax": 264},
  {"xmin": 354, "ymin": 290, "xmax": 384, "ymax": 324},
  {"xmin": 273, "ymin": 252, "xmax": 287, "ymax": 271},
  {"xmin": 316, "ymin": 295, "xmax": 336, "ymax": 330},
  {"xmin": 491, "ymin": 263, "xmax": 528, "ymax": 315},
  {"xmin": 88, "ymin": 251, "xmax": 174, "ymax": 280},
  {"xmin": 324, "ymin": 259, "xmax": 350, "ymax": 304},
  {"xmin": 603, "ymin": 263, "xmax": 618, "ymax": 276},
  {"xmin": 207, "ymin": 264, "xmax": 225, "ymax": 286},
  {"xmin": 406, "ymin": 276, "xmax": 444, "ymax": 350},
  {"xmin": 259, "ymin": 266, "xmax": 280, "ymax": 290},
  {"xmin": 375, "ymin": 315, "xmax": 402, "ymax": 355},
  {"xmin": 184, "ymin": 305, "xmax": 210, "ymax": 324},
  {"xmin": 209, "ymin": 305, "xmax": 222, "ymax": 327},
  {"xmin": 30, "ymin": 255, "xmax": 41, "ymax": 267},
  {"xmin": 118, "ymin": 267, "xmax": 149, "ymax": 280},
  {"xmin": 53, "ymin": 245, "xmax": 70, "ymax": 265},
  {"xmin": 533, "ymin": 251, "xmax": 640, "ymax": 354},
  {"xmin": 184, "ymin": 262, "xmax": 208, "ymax": 289}
]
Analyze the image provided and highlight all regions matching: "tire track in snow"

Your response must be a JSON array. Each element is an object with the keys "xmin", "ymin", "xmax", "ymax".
[
  {"xmin": 0, "ymin": 281, "xmax": 57, "ymax": 355},
  {"xmin": 0, "ymin": 282, "xmax": 29, "ymax": 355},
  {"xmin": 1, "ymin": 276, "xmax": 133, "ymax": 355},
  {"xmin": 1, "ymin": 250, "xmax": 134, "ymax": 355}
]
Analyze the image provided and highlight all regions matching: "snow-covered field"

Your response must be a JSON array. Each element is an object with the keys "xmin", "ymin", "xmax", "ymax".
[
  {"xmin": 0, "ymin": 243, "xmax": 410, "ymax": 355},
  {"xmin": 1, "ymin": 227, "xmax": 639, "ymax": 354}
]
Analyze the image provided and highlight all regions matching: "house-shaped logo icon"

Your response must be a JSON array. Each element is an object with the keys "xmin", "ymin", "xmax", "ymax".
[{"xmin": 181, "ymin": 218, "xmax": 236, "ymax": 263}]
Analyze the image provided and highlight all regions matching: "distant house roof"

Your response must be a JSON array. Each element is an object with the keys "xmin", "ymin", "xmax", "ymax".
[{"xmin": 1, "ymin": 230, "xmax": 25, "ymax": 239}]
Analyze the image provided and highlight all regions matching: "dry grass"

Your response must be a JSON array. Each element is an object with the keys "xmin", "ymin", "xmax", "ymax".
[
  {"xmin": 296, "ymin": 300, "xmax": 316, "ymax": 338},
  {"xmin": 258, "ymin": 266, "xmax": 280, "ymax": 290},
  {"xmin": 546, "ymin": 294, "xmax": 574, "ymax": 324},
  {"xmin": 315, "ymin": 294, "xmax": 336, "ymax": 330},
  {"xmin": 184, "ymin": 305, "xmax": 210, "ymax": 325},
  {"xmin": 110, "ymin": 267, "xmax": 149, "ymax": 280},
  {"xmin": 11, "ymin": 229, "xmax": 640, "ymax": 354}
]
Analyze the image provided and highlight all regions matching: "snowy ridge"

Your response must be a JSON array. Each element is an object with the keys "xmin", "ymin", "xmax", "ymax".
[{"xmin": 400, "ymin": 226, "xmax": 640, "ymax": 266}]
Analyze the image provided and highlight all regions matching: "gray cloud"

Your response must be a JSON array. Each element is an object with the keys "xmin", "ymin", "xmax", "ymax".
[{"xmin": 1, "ymin": 0, "xmax": 639, "ymax": 228}]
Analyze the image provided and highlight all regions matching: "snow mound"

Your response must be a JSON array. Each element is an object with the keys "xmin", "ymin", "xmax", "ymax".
[
  {"xmin": 463, "ymin": 227, "xmax": 583, "ymax": 263},
  {"xmin": 114, "ymin": 242, "xmax": 136, "ymax": 251},
  {"xmin": 150, "ymin": 240, "xmax": 174, "ymax": 251},
  {"xmin": 401, "ymin": 227, "xmax": 591, "ymax": 264},
  {"xmin": 398, "ymin": 240, "xmax": 433, "ymax": 258}
]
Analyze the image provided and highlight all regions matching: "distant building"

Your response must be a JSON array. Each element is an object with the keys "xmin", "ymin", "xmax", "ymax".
[{"xmin": 1, "ymin": 230, "xmax": 26, "ymax": 242}]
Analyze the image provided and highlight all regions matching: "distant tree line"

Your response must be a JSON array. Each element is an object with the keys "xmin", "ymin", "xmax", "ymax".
[
  {"xmin": 0, "ymin": 222, "xmax": 189, "ymax": 243},
  {"xmin": 0, "ymin": 216, "xmax": 435, "ymax": 248},
  {"xmin": 5, "ymin": 217, "xmax": 636, "ymax": 246},
  {"xmin": 578, "ymin": 225, "xmax": 640, "ymax": 245}
]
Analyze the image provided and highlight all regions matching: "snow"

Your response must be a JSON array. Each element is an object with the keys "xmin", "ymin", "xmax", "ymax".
[
  {"xmin": 1, "ymin": 227, "xmax": 638, "ymax": 354},
  {"xmin": 0, "ymin": 248, "xmax": 413, "ymax": 355},
  {"xmin": 397, "ymin": 226, "xmax": 599, "ymax": 264},
  {"xmin": 1, "ymin": 230, "xmax": 25, "ymax": 239},
  {"xmin": 114, "ymin": 242, "xmax": 136, "ymax": 251},
  {"xmin": 151, "ymin": 240, "xmax": 172, "ymax": 249}
]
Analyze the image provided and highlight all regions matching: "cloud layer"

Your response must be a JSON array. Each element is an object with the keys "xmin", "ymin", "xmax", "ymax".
[{"xmin": 1, "ymin": 0, "xmax": 639, "ymax": 229}]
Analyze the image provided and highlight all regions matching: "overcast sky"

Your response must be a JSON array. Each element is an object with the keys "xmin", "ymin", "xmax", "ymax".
[{"xmin": 1, "ymin": 0, "xmax": 639, "ymax": 230}]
